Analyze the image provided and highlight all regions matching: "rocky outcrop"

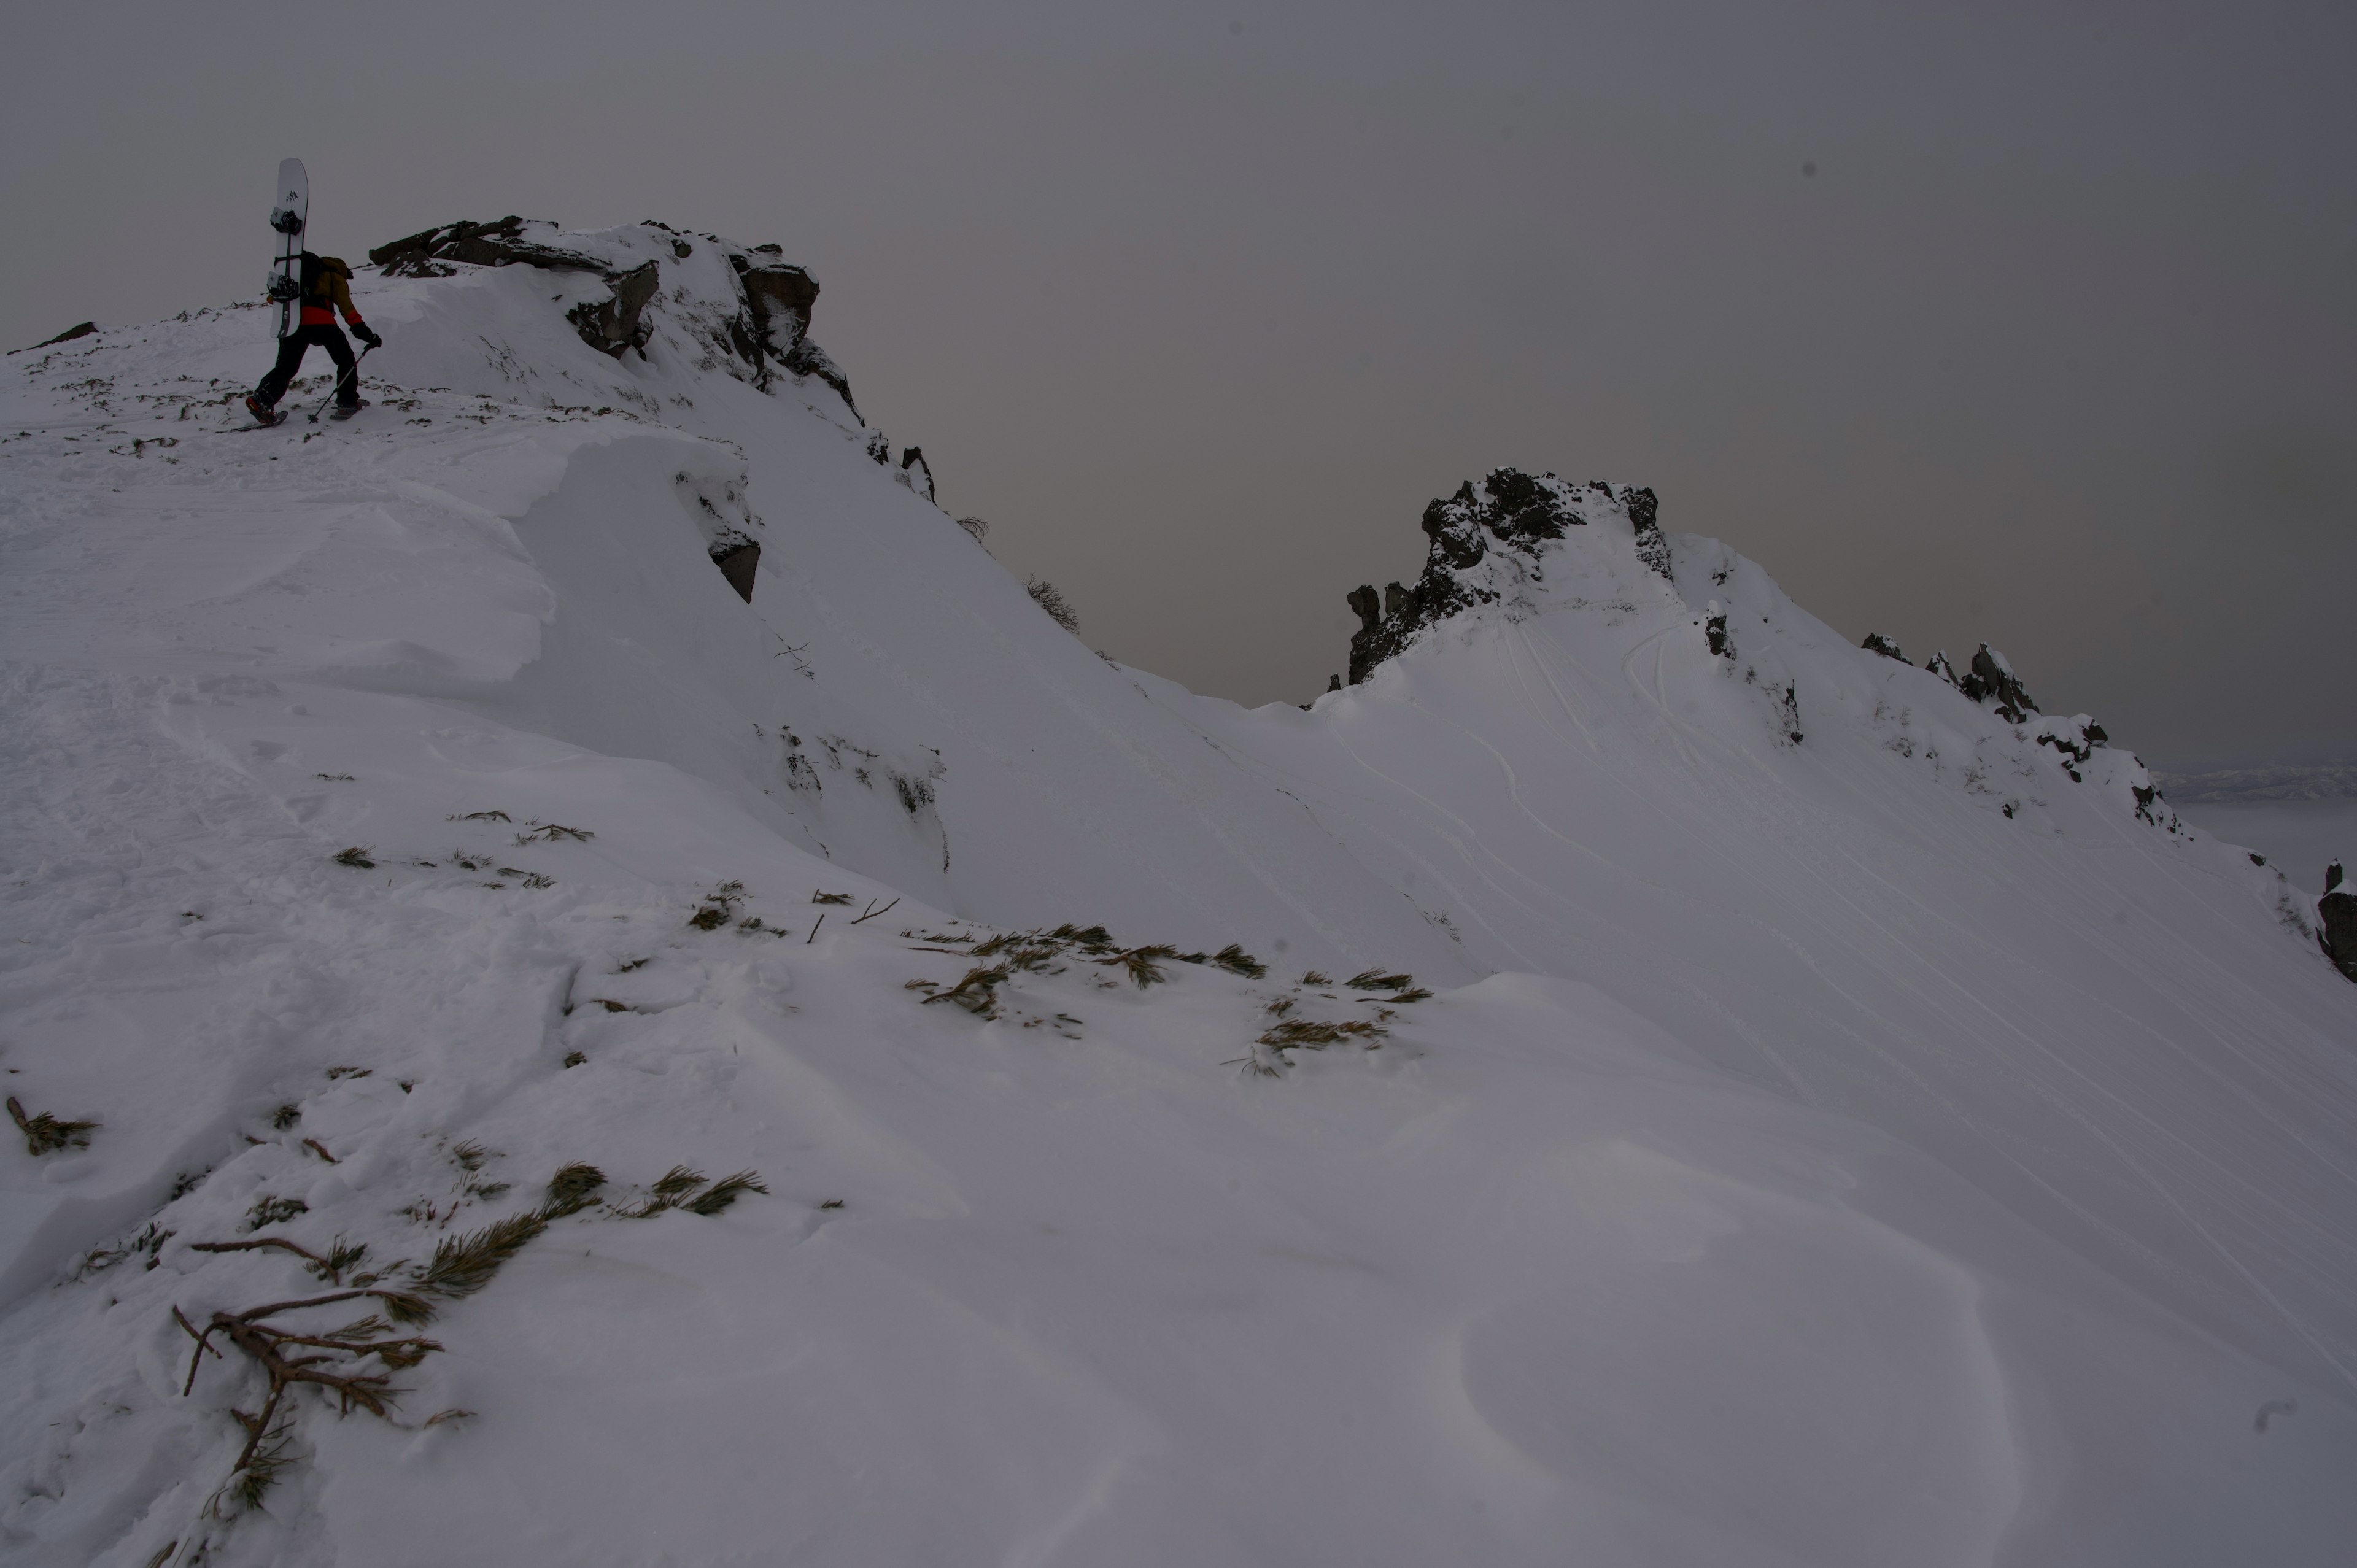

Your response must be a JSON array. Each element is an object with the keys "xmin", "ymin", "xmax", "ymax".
[
  {"xmin": 1624, "ymin": 485, "xmax": 1671, "ymax": 579},
  {"xmin": 780, "ymin": 339, "xmax": 857, "ymax": 419},
  {"xmin": 567, "ymin": 261, "xmax": 660, "ymax": 358},
  {"xmin": 1958, "ymin": 644, "xmax": 2037, "ymax": 722},
  {"xmin": 675, "ymin": 470, "xmax": 765, "ymax": 603},
  {"xmin": 369, "ymin": 217, "xmax": 606, "ymax": 276},
  {"xmin": 10, "ymin": 322, "xmax": 96, "ymax": 355},
  {"xmin": 367, "ymin": 218, "xmax": 856, "ymax": 412},
  {"xmin": 1346, "ymin": 469, "xmax": 1628, "ymax": 684},
  {"xmin": 2321, "ymin": 862, "xmax": 2357, "ymax": 983},
  {"xmin": 897, "ymin": 447, "xmax": 935, "ymax": 503},
  {"xmin": 712, "ymin": 542, "xmax": 761, "ymax": 603},
  {"xmin": 721, "ymin": 247, "xmax": 846, "ymax": 410},
  {"xmin": 1706, "ymin": 601, "xmax": 1733, "ymax": 658},
  {"xmin": 1861, "ymin": 632, "xmax": 1908, "ymax": 663},
  {"xmin": 731, "ymin": 250, "xmax": 819, "ymax": 349}
]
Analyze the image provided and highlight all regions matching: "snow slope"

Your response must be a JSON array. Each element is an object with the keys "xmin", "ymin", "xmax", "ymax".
[{"xmin": 2, "ymin": 225, "xmax": 2352, "ymax": 1567}]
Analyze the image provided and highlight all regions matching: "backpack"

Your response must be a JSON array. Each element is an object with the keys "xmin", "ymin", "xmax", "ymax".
[{"xmin": 298, "ymin": 252, "xmax": 351, "ymax": 305}]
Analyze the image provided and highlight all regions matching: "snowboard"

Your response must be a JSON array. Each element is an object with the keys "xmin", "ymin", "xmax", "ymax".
[{"xmin": 268, "ymin": 158, "xmax": 308, "ymax": 339}]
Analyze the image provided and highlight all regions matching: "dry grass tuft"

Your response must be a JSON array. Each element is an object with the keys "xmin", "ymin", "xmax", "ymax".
[
  {"xmin": 1345, "ymin": 969, "xmax": 1415, "ymax": 991},
  {"xmin": 331, "ymin": 846, "xmax": 376, "ymax": 869}
]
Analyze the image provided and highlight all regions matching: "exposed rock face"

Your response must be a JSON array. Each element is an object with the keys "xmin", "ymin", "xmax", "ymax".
[
  {"xmin": 1925, "ymin": 651, "xmax": 1962, "ymax": 688},
  {"xmin": 780, "ymin": 339, "xmax": 857, "ymax": 419},
  {"xmin": 1624, "ymin": 485, "xmax": 1671, "ymax": 579},
  {"xmin": 1706, "ymin": 601, "xmax": 1733, "ymax": 658},
  {"xmin": 1347, "ymin": 468, "xmax": 1641, "ymax": 684},
  {"xmin": 897, "ymin": 447, "xmax": 935, "ymax": 503},
  {"xmin": 722, "ymin": 249, "xmax": 842, "ymax": 407},
  {"xmin": 10, "ymin": 322, "xmax": 97, "ymax": 354},
  {"xmin": 369, "ymin": 217, "xmax": 606, "ymax": 276},
  {"xmin": 367, "ymin": 218, "xmax": 857, "ymax": 414},
  {"xmin": 1861, "ymin": 632, "xmax": 1908, "ymax": 663},
  {"xmin": 567, "ymin": 260, "xmax": 660, "ymax": 358},
  {"xmin": 674, "ymin": 470, "xmax": 765, "ymax": 603},
  {"xmin": 1959, "ymin": 644, "xmax": 2037, "ymax": 722},
  {"xmin": 2320, "ymin": 861, "xmax": 2357, "ymax": 982},
  {"xmin": 712, "ymin": 542, "xmax": 761, "ymax": 603}
]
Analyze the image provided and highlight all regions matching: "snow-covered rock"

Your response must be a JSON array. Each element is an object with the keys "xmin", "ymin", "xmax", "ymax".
[{"xmin": 2, "ymin": 219, "xmax": 2354, "ymax": 1568}]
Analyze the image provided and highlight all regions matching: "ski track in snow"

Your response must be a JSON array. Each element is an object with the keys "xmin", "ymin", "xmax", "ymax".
[{"xmin": 1, "ymin": 226, "xmax": 2353, "ymax": 1566}]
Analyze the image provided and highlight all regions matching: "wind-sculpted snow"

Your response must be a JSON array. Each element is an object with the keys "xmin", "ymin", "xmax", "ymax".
[{"xmin": 1, "ymin": 224, "xmax": 2353, "ymax": 1566}]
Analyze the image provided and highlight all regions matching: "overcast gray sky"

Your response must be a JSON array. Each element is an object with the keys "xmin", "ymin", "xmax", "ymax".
[{"xmin": 6, "ymin": 1, "xmax": 2351, "ymax": 771}]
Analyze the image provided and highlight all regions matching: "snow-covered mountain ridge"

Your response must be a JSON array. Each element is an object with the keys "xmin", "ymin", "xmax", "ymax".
[{"xmin": 2, "ymin": 219, "xmax": 2353, "ymax": 1566}]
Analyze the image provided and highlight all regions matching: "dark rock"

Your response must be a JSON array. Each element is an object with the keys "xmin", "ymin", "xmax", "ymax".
[
  {"xmin": 1861, "ymin": 632, "xmax": 1909, "ymax": 663},
  {"xmin": 1623, "ymin": 485, "xmax": 1671, "ymax": 579},
  {"xmin": 1924, "ymin": 651, "xmax": 1962, "ymax": 688},
  {"xmin": 1327, "ymin": 674, "xmax": 1343, "ymax": 693},
  {"xmin": 10, "ymin": 321, "xmax": 97, "ymax": 354},
  {"xmin": 566, "ymin": 260, "xmax": 660, "ymax": 358},
  {"xmin": 1620, "ymin": 485, "xmax": 1658, "ymax": 533},
  {"xmin": 1706, "ymin": 604, "xmax": 1732, "ymax": 658},
  {"xmin": 899, "ymin": 447, "xmax": 935, "ymax": 502},
  {"xmin": 711, "ymin": 541, "xmax": 760, "ymax": 603},
  {"xmin": 368, "ymin": 217, "xmax": 606, "ymax": 277},
  {"xmin": 780, "ymin": 338, "xmax": 858, "ymax": 420},
  {"xmin": 865, "ymin": 431, "xmax": 891, "ymax": 465},
  {"xmin": 1959, "ymin": 644, "xmax": 2038, "ymax": 722},
  {"xmin": 2034, "ymin": 718, "xmax": 2099, "ymax": 780},
  {"xmin": 1347, "ymin": 469, "xmax": 1636, "ymax": 684},
  {"xmin": 732, "ymin": 256, "xmax": 819, "ymax": 350},
  {"xmin": 2321, "ymin": 868, "xmax": 2357, "ymax": 983}
]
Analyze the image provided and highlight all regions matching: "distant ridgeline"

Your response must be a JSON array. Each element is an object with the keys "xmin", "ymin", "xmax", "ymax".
[
  {"xmin": 1336, "ymin": 466, "xmax": 2357, "ymax": 983},
  {"xmin": 2151, "ymin": 761, "xmax": 2357, "ymax": 804},
  {"xmin": 1341, "ymin": 468, "xmax": 2124, "ymax": 797}
]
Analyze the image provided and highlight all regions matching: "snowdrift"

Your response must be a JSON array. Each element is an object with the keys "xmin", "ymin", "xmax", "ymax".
[{"xmin": 2, "ymin": 222, "xmax": 2352, "ymax": 1567}]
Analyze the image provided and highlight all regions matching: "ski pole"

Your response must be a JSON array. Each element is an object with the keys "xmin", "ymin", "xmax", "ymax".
[{"xmin": 304, "ymin": 343, "xmax": 373, "ymax": 425}]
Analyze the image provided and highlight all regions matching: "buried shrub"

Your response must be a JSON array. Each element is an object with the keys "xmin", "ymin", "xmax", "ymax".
[
  {"xmin": 1259, "ymin": 1018, "xmax": 1388, "ymax": 1052},
  {"xmin": 169, "ymin": 1149, "xmax": 753, "ymax": 1535},
  {"xmin": 1099, "ymin": 944, "xmax": 1178, "ymax": 989},
  {"xmin": 921, "ymin": 964, "xmax": 1013, "ymax": 1016},
  {"xmin": 616, "ymin": 1164, "xmax": 768, "ymax": 1218},
  {"xmin": 7, "ymin": 1095, "xmax": 97, "ymax": 1156},
  {"xmin": 1024, "ymin": 575, "xmax": 1081, "ymax": 633}
]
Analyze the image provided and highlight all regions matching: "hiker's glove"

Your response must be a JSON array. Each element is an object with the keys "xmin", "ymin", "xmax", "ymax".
[{"xmin": 354, "ymin": 325, "xmax": 382, "ymax": 349}]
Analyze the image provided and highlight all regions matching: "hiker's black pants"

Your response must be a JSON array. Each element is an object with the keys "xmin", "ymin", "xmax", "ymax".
[{"xmin": 256, "ymin": 324, "xmax": 357, "ymax": 409}]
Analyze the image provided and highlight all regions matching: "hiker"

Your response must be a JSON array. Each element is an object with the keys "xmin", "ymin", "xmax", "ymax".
[{"xmin": 246, "ymin": 253, "xmax": 380, "ymax": 423}]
